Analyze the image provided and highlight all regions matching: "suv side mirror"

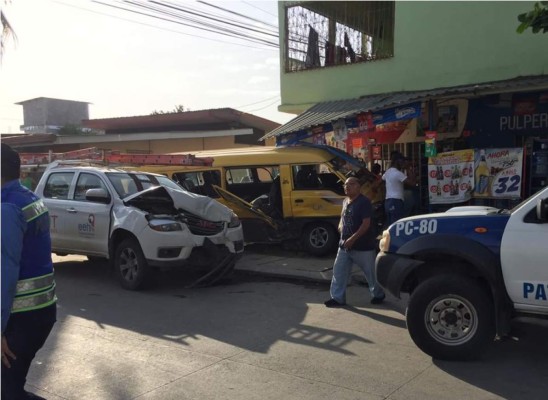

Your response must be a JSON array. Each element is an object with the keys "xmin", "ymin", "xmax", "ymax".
[
  {"xmin": 537, "ymin": 197, "xmax": 548, "ymax": 221},
  {"xmin": 86, "ymin": 188, "xmax": 111, "ymax": 204}
]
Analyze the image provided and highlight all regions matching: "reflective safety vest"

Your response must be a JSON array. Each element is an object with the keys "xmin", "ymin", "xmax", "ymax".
[
  {"xmin": 12, "ymin": 273, "xmax": 57, "ymax": 313},
  {"xmin": 21, "ymin": 198, "xmax": 48, "ymax": 223},
  {"xmin": 14, "ymin": 199, "xmax": 57, "ymax": 312},
  {"xmin": 1, "ymin": 180, "xmax": 57, "ymax": 313}
]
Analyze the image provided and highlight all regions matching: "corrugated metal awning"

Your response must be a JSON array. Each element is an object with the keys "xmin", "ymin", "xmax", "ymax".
[{"xmin": 262, "ymin": 75, "xmax": 548, "ymax": 141}]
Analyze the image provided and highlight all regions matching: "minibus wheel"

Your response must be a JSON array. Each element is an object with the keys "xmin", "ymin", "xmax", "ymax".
[{"xmin": 302, "ymin": 222, "xmax": 336, "ymax": 256}]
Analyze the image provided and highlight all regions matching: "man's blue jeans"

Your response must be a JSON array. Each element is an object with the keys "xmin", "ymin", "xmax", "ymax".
[
  {"xmin": 385, "ymin": 198, "xmax": 405, "ymax": 227},
  {"xmin": 329, "ymin": 247, "xmax": 385, "ymax": 304}
]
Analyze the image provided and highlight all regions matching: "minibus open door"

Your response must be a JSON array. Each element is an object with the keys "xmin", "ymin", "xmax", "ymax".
[{"xmin": 212, "ymin": 185, "xmax": 280, "ymax": 230}]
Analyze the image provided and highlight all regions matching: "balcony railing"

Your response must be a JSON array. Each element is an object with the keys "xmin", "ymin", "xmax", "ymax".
[{"xmin": 285, "ymin": 1, "xmax": 395, "ymax": 73}]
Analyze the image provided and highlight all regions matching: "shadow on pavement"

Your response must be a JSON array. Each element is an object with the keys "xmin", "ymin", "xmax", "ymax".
[
  {"xmin": 345, "ymin": 305, "xmax": 407, "ymax": 329},
  {"xmin": 30, "ymin": 257, "xmax": 377, "ymax": 398},
  {"xmin": 50, "ymin": 258, "xmax": 359, "ymax": 355},
  {"xmin": 30, "ymin": 257, "xmax": 548, "ymax": 400},
  {"xmin": 432, "ymin": 317, "xmax": 548, "ymax": 399}
]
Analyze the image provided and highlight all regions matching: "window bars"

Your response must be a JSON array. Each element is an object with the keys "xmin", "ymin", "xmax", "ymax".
[{"xmin": 285, "ymin": 1, "xmax": 395, "ymax": 72}]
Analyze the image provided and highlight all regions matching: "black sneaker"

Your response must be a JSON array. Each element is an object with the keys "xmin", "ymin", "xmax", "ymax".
[
  {"xmin": 370, "ymin": 295, "xmax": 385, "ymax": 305},
  {"xmin": 324, "ymin": 298, "xmax": 346, "ymax": 308}
]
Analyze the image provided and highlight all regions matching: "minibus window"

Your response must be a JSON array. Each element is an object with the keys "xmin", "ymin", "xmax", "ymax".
[{"xmin": 293, "ymin": 165, "xmax": 322, "ymax": 189}]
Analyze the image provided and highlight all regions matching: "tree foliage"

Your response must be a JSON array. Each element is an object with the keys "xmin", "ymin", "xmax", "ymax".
[
  {"xmin": 150, "ymin": 104, "xmax": 190, "ymax": 115},
  {"xmin": 1, "ymin": 3, "xmax": 18, "ymax": 61},
  {"xmin": 517, "ymin": 2, "xmax": 548, "ymax": 34}
]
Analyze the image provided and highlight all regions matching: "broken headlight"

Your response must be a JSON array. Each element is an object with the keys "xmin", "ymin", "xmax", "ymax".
[
  {"xmin": 228, "ymin": 212, "xmax": 241, "ymax": 228},
  {"xmin": 148, "ymin": 219, "xmax": 182, "ymax": 232}
]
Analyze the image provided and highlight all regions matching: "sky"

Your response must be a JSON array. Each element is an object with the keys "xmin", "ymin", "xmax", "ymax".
[{"xmin": 0, "ymin": 0, "xmax": 295, "ymax": 133}]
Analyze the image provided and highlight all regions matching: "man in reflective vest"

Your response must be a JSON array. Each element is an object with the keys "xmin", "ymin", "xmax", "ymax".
[{"xmin": 2, "ymin": 143, "xmax": 57, "ymax": 400}]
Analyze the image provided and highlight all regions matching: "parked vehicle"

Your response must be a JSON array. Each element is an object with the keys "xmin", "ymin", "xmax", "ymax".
[
  {"xmin": 376, "ymin": 186, "xmax": 548, "ymax": 360},
  {"xmin": 35, "ymin": 164, "xmax": 244, "ymax": 290},
  {"xmin": 132, "ymin": 145, "xmax": 376, "ymax": 256}
]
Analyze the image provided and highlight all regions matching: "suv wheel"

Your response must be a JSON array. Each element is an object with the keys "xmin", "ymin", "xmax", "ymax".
[
  {"xmin": 406, "ymin": 274, "xmax": 494, "ymax": 361},
  {"xmin": 115, "ymin": 238, "xmax": 150, "ymax": 290},
  {"xmin": 302, "ymin": 222, "xmax": 336, "ymax": 256}
]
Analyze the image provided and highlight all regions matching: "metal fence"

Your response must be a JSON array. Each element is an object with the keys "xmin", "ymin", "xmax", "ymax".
[{"xmin": 285, "ymin": 1, "xmax": 395, "ymax": 73}]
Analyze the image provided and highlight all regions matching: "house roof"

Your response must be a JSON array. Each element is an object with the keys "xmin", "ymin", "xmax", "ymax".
[
  {"xmin": 83, "ymin": 108, "xmax": 280, "ymax": 133},
  {"xmin": 0, "ymin": 129, "xmax": 254, "ymax": 149},
  {"xmin": 0, "ymin": 133, "xmax": 57, "ymax": 147},
  {"xmin": 15, "ymin": 97, "xmax": 90, "ymax": 105},
  {"xmin": 261, "ymin": 75, "xmax": 548, "ymax": 141}
]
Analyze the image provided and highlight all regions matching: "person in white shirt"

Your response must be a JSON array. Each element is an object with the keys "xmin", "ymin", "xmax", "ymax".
[{"xmin": 382, "ymin": 156, "xmax": 416, "ymax": 226}]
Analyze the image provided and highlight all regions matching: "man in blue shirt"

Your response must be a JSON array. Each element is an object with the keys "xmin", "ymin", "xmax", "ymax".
[
  {"xmin": 324, "ymin": 177, "xmax": 385, "ymax": 308},
  {"xmin": 2, "ymin": 143, "xmax": 57, "ymax": 400}
]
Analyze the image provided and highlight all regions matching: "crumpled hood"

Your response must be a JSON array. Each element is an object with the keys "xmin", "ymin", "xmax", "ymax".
[{"xmin": 124, "ymin": 186, "xmax": 233, "ymax": 221}]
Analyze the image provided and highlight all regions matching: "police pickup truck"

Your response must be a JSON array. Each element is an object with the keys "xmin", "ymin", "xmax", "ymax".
[
  {"xmin": 35, "ymin": 165, "xmax": 244, "ymax": 290},
  {"xmin": 375, "ymin": 186, "xmax": 548, "ymax": 360}
]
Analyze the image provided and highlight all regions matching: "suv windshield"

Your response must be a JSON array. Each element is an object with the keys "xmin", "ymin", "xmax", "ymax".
[{"xmin": 106, "ymin": 172, "xmax": 183, "ymax": 198}]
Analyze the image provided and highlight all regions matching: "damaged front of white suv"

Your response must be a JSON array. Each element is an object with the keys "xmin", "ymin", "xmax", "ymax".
[{"xmin": 112, "ymin": 184, "xmax": 244, "ymax": 289}]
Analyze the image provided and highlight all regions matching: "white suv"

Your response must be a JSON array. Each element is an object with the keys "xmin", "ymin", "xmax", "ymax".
[{"xmin": 35, "ymin": 165, "xmax": 244, "ymax": 290}]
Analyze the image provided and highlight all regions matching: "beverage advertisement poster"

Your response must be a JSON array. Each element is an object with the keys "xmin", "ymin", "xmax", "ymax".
[
  {"xmin": 428, "ymin": 149, "xmax": 474, "ymax": 204},
  {"xmin": 424, "ymin": 131, "xmax": 438, "ymax": 157},
  {"xmin": 473, "ymin": 148, "xmax": 523, "ymax": 199}
]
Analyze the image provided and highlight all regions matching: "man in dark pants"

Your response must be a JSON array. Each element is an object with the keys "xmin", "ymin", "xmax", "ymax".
[
  {"xmin": 324, "ymin": 177, "xmax": 385, "ymax": 307},
  {"xmin": 1, "ymin": 143, "xmax": 57, "ymax": 400}
]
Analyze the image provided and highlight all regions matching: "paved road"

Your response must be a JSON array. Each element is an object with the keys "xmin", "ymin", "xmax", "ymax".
[{"xmin": 24, "ymin": 252, "xmax": 548, "ymax": 399}]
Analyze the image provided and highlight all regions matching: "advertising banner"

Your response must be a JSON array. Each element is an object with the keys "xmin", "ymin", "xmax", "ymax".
[
  {"xmin": 473, "ymin": 148, "xmax": 523, "ymax": 199},
  {"xmin": 428, "ymin": 150, "xmax": 474, "ymax": 204},
  {"xmin": 371, "ymin": 102, "xmax": 421, "ymax": 125}
]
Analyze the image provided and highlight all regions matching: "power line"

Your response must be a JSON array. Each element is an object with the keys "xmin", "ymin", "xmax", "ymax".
[
  {"xmin": 236, "ymin": 95, "xmax": 280, "ymax": 109},
  {"xmin": 246, "ymin": 98, "xmax": 281, "ymax": 113},
  {"xmin": 242, "ymin": 1, "xmax": 278, "ymax": 18},
  {"xmin": 95, "ymin": 0, "xmax": 279, "ymax": 48},
  {"xmin": 196, "ymin": 1, "xmax": 278, "ymax": 29},
  {"xmin": 128, "ymin": 0, "xmax": 279, "ymax": 47},
  {"xmin": 122, "ymin": 0, "xmax": 283, "ymax": 48},
  {"xmin": 154, "ymin": 0, "xmax": 278, "ymax": 33},
  {"xmin": 89, "ymin": 0, "xmax": 278, "ymax": 49},
  {"xmin": 146, "ymin": 0, "xmax": 278, "ymax": 37},
  {"xmin": 54, "ymin": 1, "xmax": 275, "ymax": 50}
]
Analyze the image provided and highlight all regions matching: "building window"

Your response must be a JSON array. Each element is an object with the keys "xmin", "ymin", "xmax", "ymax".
[{"xmin": 285, "ymin": 1, "xmax": 395, "ymax": 73}]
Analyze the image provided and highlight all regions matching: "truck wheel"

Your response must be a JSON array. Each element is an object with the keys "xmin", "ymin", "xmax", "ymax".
[
  {"xmin": 115, "ymin": 238, "xmax": 150, "ymax": 290},
  {"xmin": 302, "ymin": 222, "xmax": 336, "ymax": 256},
  {"xmin": 406, "ymin": 274, "xmax": 494, "ymax": 361}
]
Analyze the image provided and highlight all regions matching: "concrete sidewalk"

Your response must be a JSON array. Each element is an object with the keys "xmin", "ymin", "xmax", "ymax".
[
  {"xmin": 52, "ymin": 247, "xmax": 360, "ymax": 285},
  {"xmin": 234, "ymin": 246, "xmax": 373, "ymax": 286},
  {"xmin": 235, "ymin": 249, "xmax": 335, "ymax": 283}
]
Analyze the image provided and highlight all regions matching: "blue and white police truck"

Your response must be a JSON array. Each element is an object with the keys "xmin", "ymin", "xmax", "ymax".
[{"xmin": 375, "ymin": 186, "xmax": 548, "ymax": 360}]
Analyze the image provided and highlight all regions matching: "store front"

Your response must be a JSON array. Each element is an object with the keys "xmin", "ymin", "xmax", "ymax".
[{"xmin": 263, "ymin": 76, "xmax": 548, "ymax": 214}]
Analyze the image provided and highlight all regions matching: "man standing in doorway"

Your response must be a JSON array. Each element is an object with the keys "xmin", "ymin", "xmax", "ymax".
[
  {"xmin": 2, "ymin": 143, "xmax": 57, "ymax": 400},
  {"xmin": 382, "ymin": 156, "xmax": 416, "ymax": 226},
  {"xmin": 324, "ymin": 177, "xmax": 385, "ymax": 307}
]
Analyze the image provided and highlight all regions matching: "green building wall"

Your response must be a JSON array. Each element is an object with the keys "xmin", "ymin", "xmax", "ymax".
[{"xmin": 278, "ymin": 1, "xmax": 548, "ymax": 114}]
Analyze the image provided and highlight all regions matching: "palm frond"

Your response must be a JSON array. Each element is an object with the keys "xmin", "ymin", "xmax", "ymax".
[{"xmin": 1, "ymin": 8, "xmax": 18, "ymax": 60}]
